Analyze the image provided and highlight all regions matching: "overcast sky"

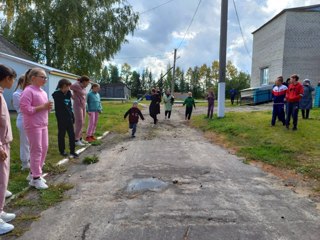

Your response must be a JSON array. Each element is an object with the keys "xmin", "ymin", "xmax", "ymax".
[{"xmin": 109, "ymin": 0, "xmax": 320, "ymax": 79}]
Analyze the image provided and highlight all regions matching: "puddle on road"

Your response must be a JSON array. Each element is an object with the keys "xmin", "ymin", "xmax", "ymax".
[{"xmin": 126, "ymin": 178, "xmax": 168, "ymax": 192}]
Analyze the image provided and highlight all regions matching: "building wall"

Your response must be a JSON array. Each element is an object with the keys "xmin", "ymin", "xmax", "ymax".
[
  {"xmin": 251, "ymin": 13, "xmax": 287, "ymax": 87},
  {"xmin": 282, "ymin": 11, "xmax": 320, "ymax": 85},
  {"xmin": 0, "ymin": 56, "xmax": 78, "ymax": 110}
]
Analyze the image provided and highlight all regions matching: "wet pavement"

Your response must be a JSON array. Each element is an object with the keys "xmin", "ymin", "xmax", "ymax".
[{"xmin": 17, "ymin": 105, "xmax": 320, "ymax": 240}]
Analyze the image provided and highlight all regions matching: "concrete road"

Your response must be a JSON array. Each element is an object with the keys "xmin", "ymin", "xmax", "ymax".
[{"xmin": 18, "ymin": 107, "xmax": 320, "ymax": 240}]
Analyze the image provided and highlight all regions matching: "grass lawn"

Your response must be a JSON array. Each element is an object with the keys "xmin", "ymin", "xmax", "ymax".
[
  {"xmin": 8, "ymin": 101, "xmax": 133, "ymax": 194},
  {"xmin": 191, "ymin": 108, "xmax": 320, "ymax": 181}
]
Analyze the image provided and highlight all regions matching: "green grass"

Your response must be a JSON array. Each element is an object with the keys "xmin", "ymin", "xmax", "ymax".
[
  {"xmin": 8, "ymin": 102, "xmax": 134, "ymax": 194},
  {"xmin": 83, "ymin": 155, "xmax": 99, "ymax": 164},
  {"xmin": 191, "ymin": 109, "xmax": 320, "ymax": 180}
]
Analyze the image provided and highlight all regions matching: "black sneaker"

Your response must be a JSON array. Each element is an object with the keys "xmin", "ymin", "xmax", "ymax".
[
  {"xmin": 60, "ymin": 152, "xmax": 68, "ymax": 157},
  {"xmin": 292, "ymin": 127, "xmax": 297, "ymax": 131},
  {"xmin": 70, "ymin": 153, "xmax": 79, "ymax": 159}
]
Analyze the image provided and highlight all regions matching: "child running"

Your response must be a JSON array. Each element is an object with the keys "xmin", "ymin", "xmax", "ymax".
[
  {"xmin": 0, "ymin": 64, "xmax": 17, "ymax": 235},
  {"xmin": 124, "ymin": 101, "xmax": 144, "ymax": 138},
  {"xmin": 183, "ymin": 92, "xmax": 196, "ymax": 120},
  {"xmin": 12, "ymin": 74, "xmax": 31, "ymax": 170},
  {"xmin": 86, "ymin": 83, "xmax": 102, "ymax": 143},
  {"xmin": 52, "ymin": 79, "xmax": 78, "ymax": 158},
  {"xmin": 20, "ymin": 68, "xmax": 52, "ymax": 190}
]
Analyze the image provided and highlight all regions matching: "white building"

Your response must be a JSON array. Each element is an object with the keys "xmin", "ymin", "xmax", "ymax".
[
  {"xmin": 0, "ymin": 52, "xmax": 80, "ymax": 110},
  {"xmin": 251, "ymin": 4, "xmax": 320, "ymax": 87}
]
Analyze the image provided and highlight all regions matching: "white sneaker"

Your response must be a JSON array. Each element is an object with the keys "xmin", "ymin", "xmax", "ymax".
[
  {"xmin": 75, "ymin": 140, "xmax": 85, "ymax": 146},
  {"xmin": 5, "ymin": 190, "xmax": 12, "ymax": 198},
  {"xmin": 0, "ymin": 219, "xmax": 14, "ymax": 235},
  {"xmin": 0, "ymin": 212, "xmax": 16, "ymax": 223},
  {"xmin": 26, "ymin": 174, "xmax": 46, "ymax": 183},
  {"xmin": 29, "ymin": 178, "xmax": 48, "ymax": 190}
]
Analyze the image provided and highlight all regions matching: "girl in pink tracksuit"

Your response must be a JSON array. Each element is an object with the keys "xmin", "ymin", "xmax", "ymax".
[
  {"xmin": 0, "ymin": 64, "xmax": 17, "ymax": 235},
  {"xmin": 20, "ymin": 68, "xmax": 53, "ymax": 190},
  {"xmin": 70, "ymin": 76, "xmax": 90, "ymax": 146}
]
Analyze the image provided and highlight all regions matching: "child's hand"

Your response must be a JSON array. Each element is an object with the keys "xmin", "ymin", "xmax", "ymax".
[
  {"xmin": 0, "ymin": 148, "xmax": 7, "ymax": 161},
  {"xmin": 43, "ymin": 101, "xmax": 53, "ymax": 110}
]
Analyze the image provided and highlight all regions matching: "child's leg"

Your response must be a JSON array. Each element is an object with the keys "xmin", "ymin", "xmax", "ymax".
[
  {"xmin": 74, "ymin": 106, "xmax": 84, "ymax": 140},
  {"xmin": 17, "ymin": 118, "xmax": 30, "ymax": 167},
  {"xmin": 132, "ymin": 123, "xmax": 137, "ymax": 136},
  {"xmin": 57, "ymin": 120, "xmax": 67, "ymax": 154},
  {"xmin": 285, "ymin": 103, "xmax": 292, "ymax": 126},
  {"xmin": 168, "ymin": 111, "xmax": 171, "ymax": 119},
  {"xmin": 40, "ymin": 127, "xmax": 48, "ymax": 170},
  {"xmin": 278, "ymin": 104, "xmax": 285, "ymax": 125},
  {"xmin": 306, "ymin": 109, "xmax": 310, "ymax": 119},
  {"xmin": 0, "ymin": 144, "xmax": 10, "ymax": 212},
  {"xmin": 271, "ymin": 105, "xmax": 277, "ymax": 125},
  {"xmin": 26, "ymin": 128, "xmax": 44, "ymax": 178},
  {"xmin": 66, "ymin": 121, "xmax": 76, "ymax": 154},
  {"xmin": 92, "ymin": 112, "xmax": 99, "ymax": 136},
  {"xmin": 86, "ymin": 112, "xmax": 95, "ymax": 137},
  {"xmin": 301, "ymin": 109, "xmax": 305, "ymax": 119},
  {"xmin": 209, "ymin": 104, "xmax": 214, "ymax": 118},
  {"xmin": 292, "ymin": 103, "xmax": 299, "ymax": 128},
  {"xmin": 188, "ymin": 108, "xmax": 193, "ymax": 120}
]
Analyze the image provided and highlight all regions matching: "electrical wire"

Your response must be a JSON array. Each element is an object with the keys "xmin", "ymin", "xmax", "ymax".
[
  {"xmin": 140, "ymin": 0, "xmax": 176, "ymax": 15},
  {"xmin": 177, "ymin": 0, "xmax": 202, "ymax": 50},
  {"xmin": 232, "ymin": 0, "xmax": 252, "ymax": 58}
]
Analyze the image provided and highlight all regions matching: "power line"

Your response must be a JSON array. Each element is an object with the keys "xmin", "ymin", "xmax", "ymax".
[
  {"xmin": 140, "ymin": 0, "xmax": 176, "ymax": 15},
  {"xmin": 232, "ymin": 0, "xmax": 251, "ymax": 58},
  {"xmin": 177, "ymin": 0, "xmax": 202, "ymax": 50}
]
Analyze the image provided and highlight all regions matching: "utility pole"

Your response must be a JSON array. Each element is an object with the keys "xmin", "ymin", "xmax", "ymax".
[
  {"xmin": 217, "ymin": 0, "xmax": 228, "ymax": 118},
  {"xmin": 171, "ymin": 48, "xmax": 177, "ymax": 95}
]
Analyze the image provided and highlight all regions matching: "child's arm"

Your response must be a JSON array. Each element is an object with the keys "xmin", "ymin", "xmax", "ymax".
[
  {"xmin": 124, "ymin": 109, "xmax": 130, "ymax": 119},
  {"xmin": 20, "ymin": 90, "xmax": 50, "ymax": 115},
  {"xmin": 193, "ymin": 99, "xmax": 196, "ymax": 109}
]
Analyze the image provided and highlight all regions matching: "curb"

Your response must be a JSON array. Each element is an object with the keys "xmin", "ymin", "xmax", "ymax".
[{"xmin": 5, "ymin": 131, "xmax": 110, "ymax": 205}]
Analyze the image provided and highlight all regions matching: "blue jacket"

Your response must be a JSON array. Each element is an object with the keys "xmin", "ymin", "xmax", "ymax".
[{"xmin": 86, "ymin": 91, "xmax": 102, "ymax": 112}]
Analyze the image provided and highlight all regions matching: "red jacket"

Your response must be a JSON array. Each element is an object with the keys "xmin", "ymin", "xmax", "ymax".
[{"xmin": 286, "ymin": 82, "xmax": 304, "ymax": 103}]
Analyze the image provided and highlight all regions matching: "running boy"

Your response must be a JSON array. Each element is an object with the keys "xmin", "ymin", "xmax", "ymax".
[
  {"xmin": 124, "ymin": 101, "xmax": 144, "ymax": 138},
  {"xmin": 52, "ymin": 79, "xmax": 78, "ymax": 158}
]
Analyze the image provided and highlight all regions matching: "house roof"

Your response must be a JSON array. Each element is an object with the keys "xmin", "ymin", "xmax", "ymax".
[
  {"xmin": 252, "ymin": 4, "xmax": 320, "ymax": 34},
  {"xmin": 0, "ymin": 35, "xmax": 33, "ymax": 61},
  {"xmin": 0, "ymin": 51, "xmax": 79, "ymax": 79}
]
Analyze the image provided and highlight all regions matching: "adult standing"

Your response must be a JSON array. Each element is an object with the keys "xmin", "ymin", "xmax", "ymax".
[
  {"xmin": 299, "ymin": 79, "xmax": 314, "ymax": 119},
  {"xmin": 155, "ymin": 87, "xmax": 161, "ymax": 116},
  {"xmin": 206, "ymin": 89, "xmax": 215, "ymax": 119},
  {"xmin": 163, "ymin": 89, "xmax": 174, "ymax": 120},
  {"xmin": 229, "ymin": 88, "xmax": 237, "ymax": 105},
  {"xmin": 285, "ymin": 74, "xmax": 304, "ymax": 130},
  {"xmin": 149, "ymin": 89, "xmax": 159, "ymax": 125},
  {"xmin": 70, "ymin": 76, "xmax": 90, "ymax": 146}
]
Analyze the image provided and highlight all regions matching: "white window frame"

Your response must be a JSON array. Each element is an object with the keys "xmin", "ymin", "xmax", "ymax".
[{"xmin": 260, "ymin": 67, "xmax": 269, "ymax": 85}]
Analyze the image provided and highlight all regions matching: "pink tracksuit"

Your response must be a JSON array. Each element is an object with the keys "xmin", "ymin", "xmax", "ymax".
[
  {"xmin": 70, "ymin": 81, "xmax": 86, "ymax": 140},
  {"xmin": 0, "ymin": 87, "xmax": 13, "ymax": 212},
  {"xmin": 20, "ymin": 85, "xmax": 49, "ymax": 178}
]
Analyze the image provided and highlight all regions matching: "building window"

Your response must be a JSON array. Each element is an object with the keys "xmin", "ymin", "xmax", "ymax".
[{"xmin": 260, "ymin": 67, "xmax": 269, "ymax": 85}]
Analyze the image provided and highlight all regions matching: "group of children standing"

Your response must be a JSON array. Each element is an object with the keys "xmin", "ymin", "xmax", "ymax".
[
  {"xmin": 0, "ymin": 64, "xmax": 102, "ymax": 235},
  {"xmin": 271, "ymin": 74, "xmax": 314, "ymax": 130}
]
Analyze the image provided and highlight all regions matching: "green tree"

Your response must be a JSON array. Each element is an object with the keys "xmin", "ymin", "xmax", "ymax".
[
  {"xmin": 0, "ymin": 0, "xmax": 139, "ymax": 76},
  {"xmin": 131, "ymin": 71, "xmax": 141, "ymax": 97},
  {"xmin": 120, "ymin": 63, "xmax": 132, "ymax": 86},
  {"xmin": 109, "ymin": 64, "xmax": 120, "ymax": 83}
]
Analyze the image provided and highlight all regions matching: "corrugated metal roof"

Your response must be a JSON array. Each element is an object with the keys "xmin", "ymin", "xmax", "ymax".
[{"xmin": 0, "ymin": 35, "xmax": 33, "ymax": 60}]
